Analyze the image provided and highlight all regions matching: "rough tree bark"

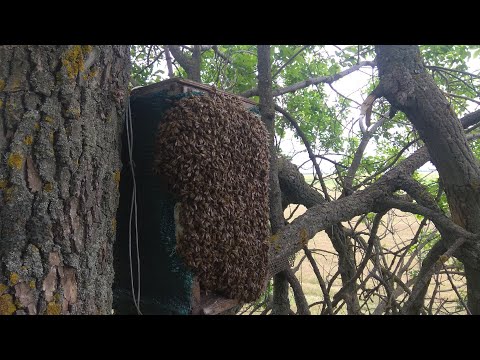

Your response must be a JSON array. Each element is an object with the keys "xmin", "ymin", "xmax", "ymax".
[
  {"xmin": 168, "ymin": 46, "xmax": 201, "ymax": 82},
  {"xmin": 376, "ymin": 45, "xmax": 480, "ymax": 314},
  {"xmin": 257, "ymin": 45, "xmax": 291, "ymax": 315},
  {"xmin": 0, "ymin": 45, "xmax": 130, "ymax": 315}
]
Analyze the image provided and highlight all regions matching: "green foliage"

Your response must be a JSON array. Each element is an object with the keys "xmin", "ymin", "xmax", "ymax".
[
  {"xmin": 201, "ymin": 45, "xmax": 258, "ymax": 92},
  {"xmin": 130, "ymin": 46, "xmax": 166, "ymax": 86},
  {"xmin": 421, "ymin": 45, "xmax": 480, "ymax": 117},
  {"xmin": 129, "ymin": 44, "xmax": 480, "ymax": 184}
]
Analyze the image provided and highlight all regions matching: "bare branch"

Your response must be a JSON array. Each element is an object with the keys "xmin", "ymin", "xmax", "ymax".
[
  {"xmin": 284, "ymin": 268, "xmax": 311, "ymax": 315},
  {"xmin": 303, "ymin": 246, "xmax": 333, "ymax": 314},
  {"xmin": 442, "ymin": 90, "xmax": 480, "ymax": 106},
  {"xmin": 164, "ymin": 46, "xmax": 174, "ymax": 78},
  {"xmin": 168, "ymin": 45, "xmax": 201, "ymax": 82},
  {"xmin": 402, "ymin": 238, "xmax": 465, "ymax": 314},
  {"xmin": 275, "ymin": 105, "xmax": 331, "ymax": 201},
  {"xmin": 426, "ymin": 65, "xmax": 480, "ymax": 79},
  {"xmin": 168, "ymin": 45, "xmax": 192, "ymax": 69},
  {"xmin": 397, "ymin": 176, "xmax": 442, "ymax": 213},
  {"xmin": 240, "ymin": 61, "xmax": 376, "ymax": 98},
  {"xmin": 442, "ymin": 262, "xmax": 472, "ymax": 314},
  {"xmin": 332, "ymin": 211, "xmax": 385, "ymax": 308},
  {"xmin": 212, "ymin": 45, "xmax": 233, "ymax": 64},
  {"xmin": 381, "ymin": 197, "xmax": 475, "ymax": 240}
]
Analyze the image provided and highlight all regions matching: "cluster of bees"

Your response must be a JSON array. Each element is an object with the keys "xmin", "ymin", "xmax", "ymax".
[{"xmin": 153, "ymin": 92, "xmax": 270, "ymax": 302}]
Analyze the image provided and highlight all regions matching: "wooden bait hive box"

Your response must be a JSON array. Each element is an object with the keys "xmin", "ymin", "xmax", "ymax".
[{"xmin": 113, "ymin": 78, "xmax": 265, "ymax": 315}]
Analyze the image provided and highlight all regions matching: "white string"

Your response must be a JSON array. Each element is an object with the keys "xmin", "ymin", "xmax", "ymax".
[{"xmin": 125, "ymin": 98, "xmax": 142, "ymax": 315}]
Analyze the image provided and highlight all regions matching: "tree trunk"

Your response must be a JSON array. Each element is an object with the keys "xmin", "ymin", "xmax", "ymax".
[
  {"xmin": 271, "ymin": 272, "xmax": 291, "ymax": 315},
  {"xmin": 0, "ymin": 45, "xmax": 130, "ymax": 315},
  {"xmin": 258, "ymin": 45, "xmax": 291, "ymax": 315},
  {"xmin": 376, "ymin": 45, "xmax": 480, "ymax": 314}
]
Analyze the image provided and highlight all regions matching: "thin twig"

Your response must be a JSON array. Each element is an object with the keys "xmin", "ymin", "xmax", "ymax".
[
  {"xmin": 442, "ymin": 262, "xmax": 472, "ymax": 315},
  {"xmin": 273, "ymin": 45, "xmax": 310, "ymax": 79}
]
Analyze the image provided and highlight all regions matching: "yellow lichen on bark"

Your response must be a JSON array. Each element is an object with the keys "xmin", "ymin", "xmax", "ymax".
[
  {"xmin": 0, "ymin": 284, "xmax": 8, "ymax": 295},
  {"xmin": 9, "ymin": 273, "xmax": 19, "ymax": 286},
  {"xmin": 0, "ymin": 179, "xmax": 7, "ymax": 189},
  {"xmin": 4, "ymin": 187, "xmax": 14, "ymax": 202},
  {"xmin": 7, "ymin": 153, "xmax": 24, "ymax": 170},
  {"xmin": 0, "ymin": 79, "xmax": 5, "ymax": 91},
  {"xmin": 43, "ymin": 182, "xmax": 54, "ymax": 192},
  {"xmin": 23, "ymin": 135, "xmax": 33, "ymax": 145},
  {"xmin": 62, "ymin": 45, "xmax": 93, "ymax": 79},
  {"xmin": 113, "ymin": 170, "xmax": 121, "ymax": 188},
  {"xmin": 0, "ymin": 294, "xmax": 16, "ymax": 315},
  {"xmin": 299, "ymin": 228, "xmax": 308, "ymax": 246},
  {"xmin": 46, "ymin": 302, "xmax": 62, "ymax": 315}
]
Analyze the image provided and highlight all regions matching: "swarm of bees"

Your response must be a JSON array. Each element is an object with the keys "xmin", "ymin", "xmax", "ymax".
[{"xmin": 153, "ymin": 92, "xmax": 270, "ymax": 302}]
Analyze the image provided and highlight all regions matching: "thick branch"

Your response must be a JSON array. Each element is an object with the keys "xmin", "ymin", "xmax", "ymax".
[
  {"xmin": 241, "ymin": 61, "xmax": 376, "ymax": 98},
  {"xmin": 269, "ymin": 146, "xmax": 430, "ymax": 276},
  {"xmin": 278, "ymin": 156, "xmax": 324, "ymax": 208},
  {"xmin": 381, "ymin": 197, "xmax": 476, "ymax": 241},
  {"xmin": 164, "ymin": 46, "xmax": 174, "ymax": 78},
  {"xmin": 397, "ymin": 176, "xmax": 442, "ymax": 213},
  {"xmin": 168, "ymin": 45, "xmax": 192, "ymax": 71},
  {"xmin": 461, "ymin": 109, "xmax": 480, "ymax": 129},
  {"xmin": 168, "ymin": 45, "xmax": 201, "ymax": 82},
  {"xmin": 277, "ymin": 156, "xmax": 360, "ymax": 313}
]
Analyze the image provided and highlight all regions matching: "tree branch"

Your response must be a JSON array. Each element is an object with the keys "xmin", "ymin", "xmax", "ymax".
[
  {"xmin": 273, "ymin": 45, "xmax": 310, "ymax": 79},
  {"xmin": 259, "ymin": 45, "xmax": 290, "ymax": 315},
  {"xmin": 303, "ymin": 246, "xmax": 333, "ymax": 314},
  {"xmin": 402, "ymin": 238, "xmax": 465, "ymax": 314},
  {"xmin": 459, "ymin": 109, "xmax": 480, "ymax": 129},
  {"xmin": 397, "ymin": 176, "xmax": 442, "ymax": 213},
  {"xmin": 241, "ymin": 61, "xmax": 377, "ymax": 98},
  {"xmin": 168, "ymin": 45, "xmax": 193, "ymax": 70},
  {"xmin": 381, "ymin": 197, "xmax": 476, "ymax": 241},
  {"xmin": 331, "ymin": 211, "xmax": 385, "ymax": 308},
  {"xmin": 164, "ymin": 46, "xmax": 174, "ymax": 78},
  {"xmin": 168, "ymin": 45, "xmax": 201, "ymax": 82},
  {"xmin": 284, "ymin": 268, "xmax": 311, "ymax": 315},
  {"xmin": 275, "ymin": 105, "xmax": 331, "ymax": 201}
]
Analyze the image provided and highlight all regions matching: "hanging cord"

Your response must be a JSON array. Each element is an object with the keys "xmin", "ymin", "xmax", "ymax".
[{"xmin": 125, "ymin": 98, "xmax": 142, "ymax": 315}]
